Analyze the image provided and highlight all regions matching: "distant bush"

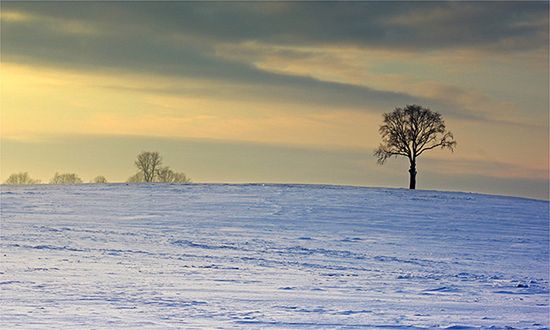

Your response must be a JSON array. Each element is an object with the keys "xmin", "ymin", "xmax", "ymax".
[
  {"xmin": 91, "ymin": 176, "xmax": 108, "ymax": 184},
  {"xmin": 4, "ymin": 172, "xmax": 40, "ymax": 185},
  {"xmin": 127, "ymin": 172, "xmax": 145, "ymax": 183},
  {"xmin": 171, "ymin": 172, "xmax": 191, "ymax": 184},
  {"xmin": 156, "ymin": 166, "xmax": 191, "ymax": 183},
  {"xmin": 50, "ymin": 172, "xmax": 83, "ymax": 184}
]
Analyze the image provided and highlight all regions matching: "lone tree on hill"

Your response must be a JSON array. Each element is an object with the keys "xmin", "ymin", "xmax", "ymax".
[
  {"xmin": 135, "ymin": 151, "xmax": 162, "ymax": 182},
  {"xmin": 374, "ymin": 104, "xmax": 456, "ymax": 189}
]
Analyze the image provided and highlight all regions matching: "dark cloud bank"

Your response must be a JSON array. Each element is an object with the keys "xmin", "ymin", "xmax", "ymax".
[
  {"xmin": 2, "ymin": 1, "xmax": 548, "ymax": 119},
  {"xmin": 4, "ymin": 1, "xmax": 548, "ymax": 50}
]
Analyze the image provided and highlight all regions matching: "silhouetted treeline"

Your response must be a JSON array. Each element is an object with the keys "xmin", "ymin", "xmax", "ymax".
[{"xmin": 4, "ymin": 151, "xmax": 191, "ymax": 185}]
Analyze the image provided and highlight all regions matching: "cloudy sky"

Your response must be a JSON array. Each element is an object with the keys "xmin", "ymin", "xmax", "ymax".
[{"xmin": 1, "ymin": 1, "xmax": 548, "ymax": 199}]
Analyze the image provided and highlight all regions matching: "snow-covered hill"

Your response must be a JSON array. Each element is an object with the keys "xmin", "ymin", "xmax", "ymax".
[{"xmin": 1, "ymin": 184, "xmax": 548, "ymax": 328}]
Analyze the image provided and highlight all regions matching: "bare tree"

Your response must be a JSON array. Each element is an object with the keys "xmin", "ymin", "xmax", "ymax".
[
  {"xmin": 374, "ymin": 104, "xmax": 456, "ymax": 189},
  {"xmin": 135, "ymin": 151, "xmax": 162, "ymax": 182},
  {"xmin": 130, "ymin": 152, "xmax": 190, "ymax": 184},
  {"xmin": 50, "ymin": 172, "xmax": 83, "ymax": 184},
  {"xmin": 91, "ymin": 176, "xmax": 108, "ymax": 184},
  {"xmin": 156, "ymin": 166, "xmax": 191, "ymax": 183},
  {"xmin": 4, "ymin": 172, "xmax": 40, "ymax": 185}
]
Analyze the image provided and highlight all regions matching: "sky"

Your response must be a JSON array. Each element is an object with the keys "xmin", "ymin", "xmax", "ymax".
[{"xmin": 1, "ymin": 1, "xmax": 548, "ymax": 200}]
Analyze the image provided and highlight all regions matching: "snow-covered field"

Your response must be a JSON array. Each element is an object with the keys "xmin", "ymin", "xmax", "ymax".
[{"xmin": 0, "ymin": 184, "xmax": 548, "ymax": 329}]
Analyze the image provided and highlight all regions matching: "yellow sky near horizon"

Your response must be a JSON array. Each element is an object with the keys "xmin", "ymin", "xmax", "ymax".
[
  {"xmin": 2, "ymin": 62, "xmax": 547, "ymax": 183},
  {"xmin": 1, "ymin": 2, "xmax": 548, "ymax": 199}
]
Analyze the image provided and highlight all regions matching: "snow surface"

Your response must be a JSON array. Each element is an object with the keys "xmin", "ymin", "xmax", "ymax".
[{"xmin": 0, "ymin": 183, "xmax": 548, "ymax": 329}]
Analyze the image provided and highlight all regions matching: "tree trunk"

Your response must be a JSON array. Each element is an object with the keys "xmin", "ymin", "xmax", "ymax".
[{"xmin": 409, "ymin": 161, "xmax": 417, "ymax": 189}]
